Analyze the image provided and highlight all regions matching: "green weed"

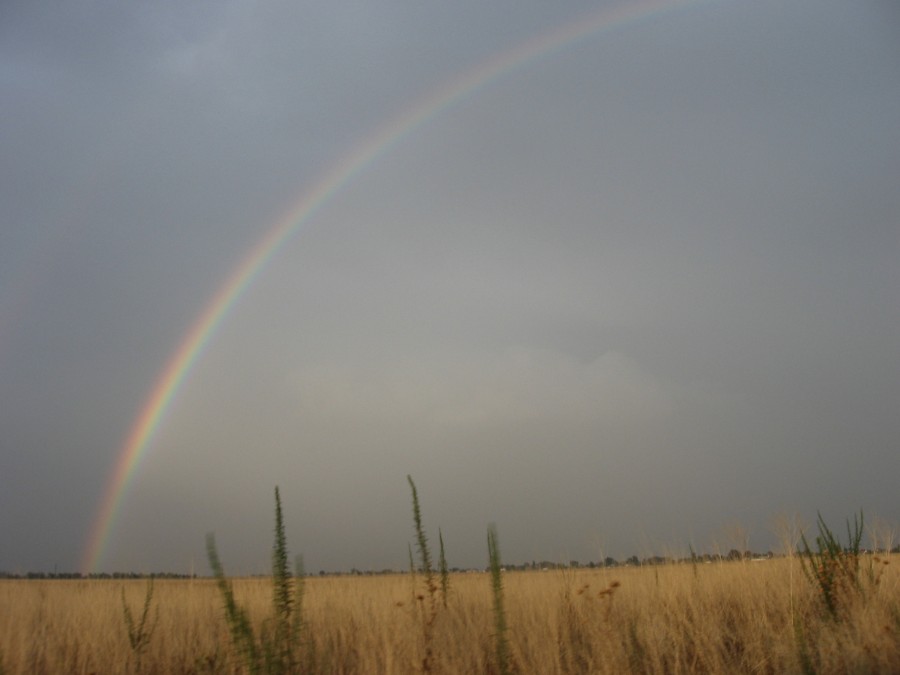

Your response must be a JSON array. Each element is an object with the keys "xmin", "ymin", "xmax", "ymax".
[
  {"xmin": 121, "ymin": 578, "xmax": 158, "ymax": 672},
  {"xmin": 438, "ymin": 528, "xmax": 450, "ymax": 608},
  {"xmin": 407, "ymin": 475, "xmax": 439, "ymax": 672},
  {"xmin": 487, "ymin": 523, "xmax": 511, "ymax": 675},
  {"xmin": 206, "ymin": 486, "xmax": 306, "ymax": 674},
  {"xmin": 800, "ymin": 510, "xmax": 863, "ymax": 619}
]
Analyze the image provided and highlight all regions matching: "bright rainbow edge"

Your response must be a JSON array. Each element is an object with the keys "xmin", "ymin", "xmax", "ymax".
[{"xmin": 81, "ymin": 0, "xmax": 712, "ymax": 574}]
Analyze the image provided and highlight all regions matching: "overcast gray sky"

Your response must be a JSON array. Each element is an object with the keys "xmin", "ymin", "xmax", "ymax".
[{"xmin": 2, "ymin": 0, "xmax": 899, "ymax": 575}]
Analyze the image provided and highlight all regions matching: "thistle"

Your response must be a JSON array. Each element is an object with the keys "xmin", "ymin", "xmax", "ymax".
[
  {"xmin": 488, "ymin": 523, "xmax": 511, "ymax": 675},
  {"xmin": 799, "ymin": 510, "xmax": 864, "ymax": 619},
  {"xmin": 206, "ymin": 486, "xmax": 306, "ymax": 674},
  {"xmin": 121, "ymin": 578, "xmax": 158, "ymax": 673}
]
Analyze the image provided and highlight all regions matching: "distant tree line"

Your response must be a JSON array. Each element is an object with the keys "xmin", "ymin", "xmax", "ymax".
[
  {"xmin": 0, "ymin": 571, "xmax": 195, "ymax": 580},
  {"xmin": 4, "ymin": 543, "xmax": 898, "ymax": 579}
]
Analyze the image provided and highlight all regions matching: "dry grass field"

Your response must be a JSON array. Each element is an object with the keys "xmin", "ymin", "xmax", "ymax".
[{"xmin": 2, "ymin": 555, "xmax": 899, "ymax": 674}]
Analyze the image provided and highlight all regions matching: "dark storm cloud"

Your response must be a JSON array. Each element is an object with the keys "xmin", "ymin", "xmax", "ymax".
[{"xmin": 1, "ymin": 0, "xmax": 898, "ymax": 574}]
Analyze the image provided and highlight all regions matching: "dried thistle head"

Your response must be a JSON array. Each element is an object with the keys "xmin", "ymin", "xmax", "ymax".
[{"xmin": 598, "ymin": 580, "xmax": 621, "ymax": 599}]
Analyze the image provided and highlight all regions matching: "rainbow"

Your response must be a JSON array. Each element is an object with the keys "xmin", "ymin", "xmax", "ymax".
[{"xmin": 81, "ymin": 0, "xmax": 714, "ymax": 574}]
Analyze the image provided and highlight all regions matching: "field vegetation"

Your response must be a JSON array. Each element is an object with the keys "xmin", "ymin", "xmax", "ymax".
[
  {"xmin": 2, "ymin": 487, "xmax": 898, "ymax": 674},
  {"xmin": 2, "ymin": 557, "xmax": 898, "ymax": 674}
]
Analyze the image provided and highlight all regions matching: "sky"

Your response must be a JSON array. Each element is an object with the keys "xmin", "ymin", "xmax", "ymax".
[{"xmin": 1, "ymin": 0, "xmax": 899, "ymax": 575}]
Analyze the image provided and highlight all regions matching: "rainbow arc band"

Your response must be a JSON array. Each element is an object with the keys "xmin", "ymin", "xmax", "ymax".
[{"xmin": 81, "ymin": 0, "xmax": 713, "ymax": 574}]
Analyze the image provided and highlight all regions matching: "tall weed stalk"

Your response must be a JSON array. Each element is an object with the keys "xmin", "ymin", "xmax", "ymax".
[
  {"xmin": 487, "ymin": 523, "xmax": 511, "ymax": 675},
  {"xmin": 800, "ymin": 510, "xmax": 863, "ymax": 619},
  {"xmin": 206, "ymin": 486, "xmax": 306, "ymax": 674},
  {"xmin": 268, "ymin": 486, "xmax": 302, "ymax": 672},
  {"xmin": 206, "ymin": 533, "xmax": 260, "ymax": 671},
  {"xmin": 438, "ymin": 528, "xmax": 450, "ymax": 608},
  {"xmin": 121, "ymin": 578, "xmax": 158, "ymax": 672},
  {"xmin": 407, "ymin": 475, "xmax": 439, "ymax": 672}
]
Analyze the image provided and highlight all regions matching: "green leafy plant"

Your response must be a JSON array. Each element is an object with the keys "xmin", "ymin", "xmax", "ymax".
[
  {"xmin": 407, "ymin": 475, "xmax": 439, "ymax": 672},
  {"xmin": 487, "ymin": 523, "xmax": 512, "ymax": 675},
  {"xmin": 438, "ymin": 528, "xmax": 450, "ymax": 608},
  {"xmin": 408, "ymin": 542, "xmax": 418, "ymax": 607},
  {"xmin": 268, "ymin": 487, "xmax": 305, "ymax": 672},
  {"xmin": 799, "ymin": 510, "xmax": 864, "ymax": 619},
  {"xmin": 407, "ymin": 475, "xmax": 437, "ymax": 604},
  {"xmin": 206, "ymin": 486, "xmax": 306, "ymax": 674},
  {"xmin": 206, "ymin": 532, "xmax": 259, "ymax": 670},
  {"xmin": 121, "ymin": 578, "xmax": 158, "ymax": 672}
]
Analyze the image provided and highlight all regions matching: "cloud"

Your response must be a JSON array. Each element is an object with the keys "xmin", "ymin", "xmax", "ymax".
[{"xmin": 292, "ymin": 347, "xmax": 673, "ymax": 432}]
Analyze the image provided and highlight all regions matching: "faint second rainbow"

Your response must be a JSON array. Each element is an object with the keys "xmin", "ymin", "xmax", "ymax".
[{"xmin": 81, "ymin": 0, "xmax": 713, "ymax": 574}]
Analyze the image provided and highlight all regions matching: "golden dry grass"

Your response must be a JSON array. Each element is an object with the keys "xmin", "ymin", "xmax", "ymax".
[{"xmin": 2, "ymin": 556, "xmax": 898, "ymax": 674}]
